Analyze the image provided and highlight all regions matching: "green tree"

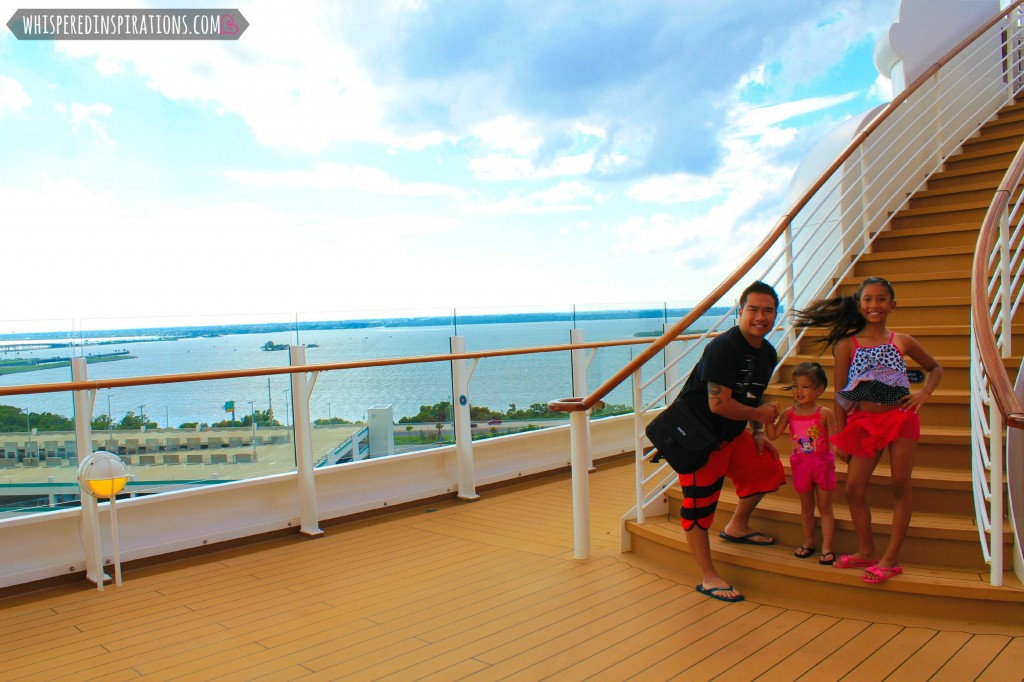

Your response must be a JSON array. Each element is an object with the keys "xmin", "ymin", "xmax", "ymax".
[
  {"xmin": 91, "ymin": 414, "xmax": 113, "ymax": 431},
  {"xmin": 116, "ymin": 409, "xmax": 155, "ymax": 430},
  {"xmin": 399, "ymin": 401, "xmax": 452, "ymax": 424}
]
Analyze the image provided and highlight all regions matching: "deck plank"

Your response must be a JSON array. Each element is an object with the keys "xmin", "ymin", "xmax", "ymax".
[
  {"xmin": 0, "ymin": 459, "xmax": 1021, "ymax": 681},
  {"xmin": 976, "ymin": 637, "xmax": 1024, "ymax": 681}
]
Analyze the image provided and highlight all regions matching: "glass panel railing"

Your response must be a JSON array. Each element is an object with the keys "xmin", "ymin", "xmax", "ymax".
[
  {"xmin": 0, "ymin": 301, "xmax": 730, "ymax": 505},
  {"xmin": 0, "ymin": 319, "xmax": 78, "ymax": 514},
  {"xmin": 297, "ymin": 308, "xmax": 455, "ymax": 460},
  {"xmin": 458, "ymin": 303, "xmax": 574, "ymax": 437}
]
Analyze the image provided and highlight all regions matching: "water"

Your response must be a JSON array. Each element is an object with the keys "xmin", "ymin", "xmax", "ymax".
[{"xmin": 0, "ymin": 316, "xmax": 722, "ymax": 427}]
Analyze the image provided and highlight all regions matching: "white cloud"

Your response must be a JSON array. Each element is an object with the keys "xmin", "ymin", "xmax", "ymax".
[
  {"xmin": 0, "ymin": 75, "xmax": 31, "ymax": 115},
  {"xmin": 471, "ymin": 115, "xmax": 542, "ymax": 155},
  {"xmin": 226, "ymin": 162, "xmax": 465, "ymax": 198},
  {"xmin": 731, "ymin": 94, "xmax": 858, "ymax": 137},
  {"xmin": 459, "ymin": 181, "xmax": 599, "ymax": 215},
  {"xmin": 468, "ymin": 152, "xmax": 595, "ymax": 182},
  {"xmin": 55, "ymin": 102, "xmax": 114, "ymax": 143}
]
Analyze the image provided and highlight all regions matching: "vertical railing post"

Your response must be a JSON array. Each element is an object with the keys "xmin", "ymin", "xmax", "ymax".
[
  {"xmin": 569, "ymin": 328, "xmax": 594, "ymax": 471},
  {"xmin": 289, "ymin": 346, "xmax": 323, "ymax": 537},
  {"xmin": 663, "ymin": 323, "xmax": 682, "ymax": 405},
  {"xmin": 999, "ymin": 204, "xmax": 1012, "ymax": 357},
  {"xmin": 450, "ymin": 336, "xmax": 479, "ymax": 500},
  {"xmin": 859, "ymin": 144, "xmax": 872, "ymax": 252},
  {"xmin": 990, "ymin": 403, "xmax": 1005, "ymax": 587},
  {"xmin": 930, "ymin": 73, "xmax": 944, "ymax": 172},
  {"xmin": 71, "ymin": 358, "xmax": 104, "ymax": 588},
  {"xmin": 633, "ymin": 368, "xmax": 646, "ymax": 525},
  {"xmin": 569, "ymin": 407, "xmax": 590, "ymax": 559},
  {"xmin": 784, "ymin": 221, "xmax": 797, "ymax": 352}
]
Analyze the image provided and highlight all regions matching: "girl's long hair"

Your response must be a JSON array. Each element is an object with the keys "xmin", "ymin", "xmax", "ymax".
[{"xmin": 793, "ymin": 277, "xmax": 896, "ymax": 351}]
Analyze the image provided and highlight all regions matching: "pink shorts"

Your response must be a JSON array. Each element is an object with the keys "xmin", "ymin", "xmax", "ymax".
[
  {"xmin": 832, "ymin": 409, "xmax": 920, "ymax": 459},
  {"xmin": 789, "ymin": 453, "xmax": 836, "ymax": 493}
]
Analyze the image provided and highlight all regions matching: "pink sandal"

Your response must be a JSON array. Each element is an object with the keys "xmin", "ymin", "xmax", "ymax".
[
  {"xmin": 833, "ymin": 554, "xmax": 877, "ymax": 569},
  {"xmin": 862, "ymin": 565, "xmax": 903, "ymax": 584}
]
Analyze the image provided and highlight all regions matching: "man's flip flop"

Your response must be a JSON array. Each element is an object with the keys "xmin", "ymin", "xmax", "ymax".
[
  {"xmin": 719, "ymin": 531, "xmax": 775, "ymax": 546},
  {"xmin": 695, "ymin": 584, "xmax": 745, "ymax": 602}
]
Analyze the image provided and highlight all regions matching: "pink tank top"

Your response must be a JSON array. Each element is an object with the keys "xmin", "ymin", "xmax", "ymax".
[{"xmin": 788, "ymin": 407, "xmax": 831, "ymax": 459}]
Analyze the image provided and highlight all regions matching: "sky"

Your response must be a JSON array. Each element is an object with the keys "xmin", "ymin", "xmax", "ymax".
[{"xmin": 0, "ymin": 0, "xmax": 900, "ymax": 330}]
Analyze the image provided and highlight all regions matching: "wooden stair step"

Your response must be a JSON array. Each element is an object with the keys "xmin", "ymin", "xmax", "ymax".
[
  {"xmin": 928, "ymin": 160, "xmax": 1014, "ymax": 184},
  {"xmin": 626, "ymin": 520, "xmax": 1019, "ymax": 589},
  {"xmin": 670, "ymin": 487, "xmax": 1000, "ymax": 543},
  {"xmin": 947, "ymin": 140, "xmax": 1022, "ymax": 163},
  {"xmin": 876, "ymin": 223, "xmax": 979, "ymax": 238},
  {"xmin": 626, "ymin": 519, "xmax": 1024, "ymax": 626},
  {"xmin": 834, "ymin": 270, "xmax": 972, "ymax": 296},
  {"xmin": 871, "ymin": 227, "xmax": 979, "ymax": 252},
  {"xmin": 960, "ymin": 124, "xmax": 1024, "ymax": 153},
  {"xmin": 767, "ymin": 459, "xmax": 978, "ymax": 517},
  {"xmin": 797, "ymin": 325, "xmax": 980, "ymax": 356},
  {"xmin": 991, "ymin": 98, "xmax": 1024, "ymax": 117},
  {"xmin": 943, "ymin": 149, "xmax": 1018, "ymax": 172},
  {"xmin": 664, "ymin": 488, "xmax": 1007, "ymax": 570},
  {"xmin": 761, "ymin": 387, "xmax": 969, "ymax": 429},
  {"xmin": 981, "ymin": 106, "xmax": 1024, "ymax": 129},
  {"xmin": 895, "ymin": 199, "xmax": 992, "ymax": 217},
  {"xmin": 855, "ymin": 246, "xmax": 974, "ymax": 274},
  {"xmin": 909, "ymin": 179, "xmax": 1017, "ymax": 203},
  {"xmin": 778, "ymin": 353, "xmax": 979, "ymax": 391}
]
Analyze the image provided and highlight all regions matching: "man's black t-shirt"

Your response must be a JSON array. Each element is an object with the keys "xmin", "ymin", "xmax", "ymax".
[{"xmin": 675, "ymin": 326, "xmax": 778, "ymax": 443}]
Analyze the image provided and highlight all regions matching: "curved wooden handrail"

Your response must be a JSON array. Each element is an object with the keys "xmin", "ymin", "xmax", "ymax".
[
  {"xmin": 550, "ymin": 0, "xmax": 1024, "ymax": 413},
  {"xmin": 0, "ymin": 333, "xmax": 708, "ymax": 398},
  {"xmin": 973, "ymin": 143, "xmax": 1024, "ymax": 430}
]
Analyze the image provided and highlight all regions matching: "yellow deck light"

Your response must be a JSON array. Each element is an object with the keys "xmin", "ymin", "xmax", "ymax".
[
  {"xmin": 78, "ymin": 451, "xmax": 130, "ymax": 589},
  {"xmin": 79, "ymin": 451, "xmax": 129, "ymax": 499}
]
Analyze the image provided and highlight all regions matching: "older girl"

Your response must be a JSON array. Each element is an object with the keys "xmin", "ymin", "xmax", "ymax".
[{"xmin": 795, "ymin": 277, "xmax": 942, "ymax": 584}]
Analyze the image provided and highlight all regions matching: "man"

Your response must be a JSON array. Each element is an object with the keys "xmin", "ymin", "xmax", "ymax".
[{"xmin": 674, "ymin": 280, "xmax": 784, "ymax": 602}]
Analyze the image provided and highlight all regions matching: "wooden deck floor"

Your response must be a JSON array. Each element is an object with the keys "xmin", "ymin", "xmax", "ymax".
[{"xmin": 1, "ymin": 458, "xmax": 1022, "ymax": 681}]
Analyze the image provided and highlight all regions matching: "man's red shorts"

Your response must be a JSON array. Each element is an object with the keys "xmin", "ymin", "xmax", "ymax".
[{"xmin": 677, "ymin": 430, "xmax": 786, "ymax": 531}]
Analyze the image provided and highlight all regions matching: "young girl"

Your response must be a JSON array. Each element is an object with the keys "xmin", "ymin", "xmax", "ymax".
[
  {"xmin": 795, "ymin": 277, "xmax": 942, "ymax": 584},
  {"xmin": 765, "ymin": 362, "xmax": 838, "ymax": 565}
]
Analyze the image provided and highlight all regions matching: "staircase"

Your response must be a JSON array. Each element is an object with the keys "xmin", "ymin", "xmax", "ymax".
[{"xmin": 625, "ymin": 98, "xmax": 1024, "ymax": 625}]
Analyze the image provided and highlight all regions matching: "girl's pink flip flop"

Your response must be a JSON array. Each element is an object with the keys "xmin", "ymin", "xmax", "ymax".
[
  {"xmin": 833, "ymin": 554, "xmax": 877, "ymax": 569},
  {"xmin": 863, "ymin": 565, "xmax": 903, "ymax": 584}
]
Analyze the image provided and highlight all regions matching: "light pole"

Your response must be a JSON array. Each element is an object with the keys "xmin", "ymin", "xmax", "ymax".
[
  {"xmin": 107, "ymin": 391, "xmax": 113, "ymax": 437},
  {"xmin": 247, "ymin": 400, "xmax": 256, "ymax": 451},
  {"xmin": 284, "ymin": 389, "xmax": 291, "ymax": 429},
  {"xmin": 327, "ymin": 402, "xmax": 332, "ymax": 422},
  {"xmin": 165, "ymin": 406, "xmax": 169, "ymax": 430}
]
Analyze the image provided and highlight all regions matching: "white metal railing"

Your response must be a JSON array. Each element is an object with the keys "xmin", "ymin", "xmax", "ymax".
[
  {"xmin": 971, "ymin": 134, "xmax": 1024, "ymax": 585},
  {"xmin": 569, "ymin": 4, "xmax": 1024, "ymax": 554}
]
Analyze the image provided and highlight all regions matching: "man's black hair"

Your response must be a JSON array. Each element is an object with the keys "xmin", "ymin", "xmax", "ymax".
[{"xmin": 739, "ymin": 280, "xmax": 779, "ymax": 309}]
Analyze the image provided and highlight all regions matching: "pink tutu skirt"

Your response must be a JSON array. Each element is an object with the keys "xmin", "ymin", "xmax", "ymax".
[{"xmin": 832, "ymin": 408, "xmax": 920, "ymax": 458}]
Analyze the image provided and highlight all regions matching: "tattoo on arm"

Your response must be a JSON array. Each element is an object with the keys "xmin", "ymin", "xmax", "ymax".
[{"xmin": 708, "ymin": 382, "xmax": 723, "ymax": 409}]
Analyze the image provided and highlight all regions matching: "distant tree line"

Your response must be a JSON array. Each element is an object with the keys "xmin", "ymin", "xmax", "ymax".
[
  {"xmin": 398, "ymin": 400, "xmax": 631, "ymax": 424},
  {"xmin": 0, "ymin": 404, "xmax": 287, "ymax": 433}
]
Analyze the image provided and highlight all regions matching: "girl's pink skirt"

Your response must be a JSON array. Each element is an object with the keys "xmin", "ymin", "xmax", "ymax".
[{"xmin": 832, "ymin": 408, "xmax": 920, "ymax": 458}]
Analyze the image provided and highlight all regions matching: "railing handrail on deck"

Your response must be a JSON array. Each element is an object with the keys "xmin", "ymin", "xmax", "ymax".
[{"xmin": 0, "ymin": 333, "xmax": 702, "ymax": 397}]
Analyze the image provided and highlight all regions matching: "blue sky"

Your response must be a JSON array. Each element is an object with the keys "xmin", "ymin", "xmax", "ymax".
[{"xmin": 0, "ymin": 0, "xmax": 898, "ymax": 328}]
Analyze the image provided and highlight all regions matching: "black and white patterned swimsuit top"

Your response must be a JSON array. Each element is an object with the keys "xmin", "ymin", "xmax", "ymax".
[{"xmin": 836, "ymin": 331, "xmax": 909, "ymax": 411}]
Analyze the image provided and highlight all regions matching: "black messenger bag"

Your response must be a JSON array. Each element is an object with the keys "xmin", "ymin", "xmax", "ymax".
[{"xmin": 645, "ymin": 403, "xmax": 719, "ymax": 474}]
